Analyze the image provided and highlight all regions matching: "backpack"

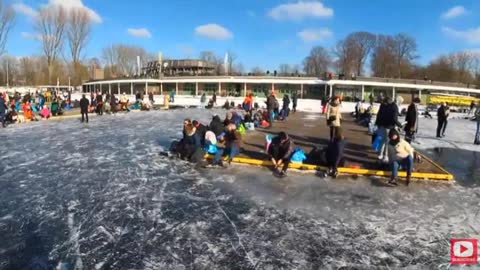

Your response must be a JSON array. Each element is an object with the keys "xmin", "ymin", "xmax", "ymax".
[
  {"xmin": 290, "ymin": 148, "xmax": 307, "ymax": 163},
  {"xmin": 237, "ymin": 123, "xmax": 246, "ymax": 135}
]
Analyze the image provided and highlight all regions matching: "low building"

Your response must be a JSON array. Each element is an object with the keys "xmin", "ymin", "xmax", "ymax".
[{"xmin": 142, "ymin": 59, "xmax": 215, "ymax": 77}]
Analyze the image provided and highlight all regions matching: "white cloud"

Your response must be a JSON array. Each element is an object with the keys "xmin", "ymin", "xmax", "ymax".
[
  {"xmin": 268, "ymin": 1, "xmax": 333, "ymax": 21},
  {"xmin": 13, "ymin": 3, "xmax": 38, "ymax": 19},
  {"xmin": 441, "ymin": 6, "xmax": 466, "ymax": 19},
  {"xmin": 127, "ymin": 28, "xmax": 152, "ymax": 38},
  {"xmin": 14, "ymin": 0, "xmax": 102, "ymax": 23},
  {"xmin": 195, "ymin": 24, "xmax": 233, "ymax": 40},
  {"xmin": 47, "ymin": 0, "xmax": 102, "ymax": 23},
  {"xmin": 298, "ymin": 28, "xmax": 332, "ymax": 42},
  {"xmin": 442, "ymin": 26, "xmax": 480, "ymax": 43},
  {"xmin": 20, "ymin": 32, "xmax": 41, "ymax": 40}
]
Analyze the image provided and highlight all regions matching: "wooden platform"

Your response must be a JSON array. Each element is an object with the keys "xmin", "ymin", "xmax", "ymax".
[{"xmin": 236, "ymin": 111, "xmax": 453, "ymax": 181}]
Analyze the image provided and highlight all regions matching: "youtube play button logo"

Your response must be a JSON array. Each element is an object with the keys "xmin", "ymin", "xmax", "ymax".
[{"xmin": 451, "ymin": 239, "xmax": 478, "ymax": 264}]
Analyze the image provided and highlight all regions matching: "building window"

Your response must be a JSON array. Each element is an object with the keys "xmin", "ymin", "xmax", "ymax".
[
  {"xmin": 202, "ymin": 83, "xmax": 217, "ymax": 95},
  {"xmin": 181, "ymin": 83, "xmax": 196, "ymax": 96},
  {"xmin": 303, "ymin": 85, "xmax": 325, "ymax": 100}
]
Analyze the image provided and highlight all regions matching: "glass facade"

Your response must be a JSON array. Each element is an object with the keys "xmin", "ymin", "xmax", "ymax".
[{"xmin": 303, "ymin": 85, "xmax": 325, "ymax": 100}]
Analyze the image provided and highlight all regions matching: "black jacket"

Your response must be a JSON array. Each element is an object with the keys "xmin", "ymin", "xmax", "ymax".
[
  {"xmin": 283, "ymin": 96, "xmax": 290, "ymax": 109},
  {"xmin": 405, "ymin": 103, "xmax": 418, "ymax": 132},
  {"xmin": 209, "ymin": 115, "xmax": 224, "ymax": 137},
  {"xmin": 80, "ymin": 97, "xmax": 89, "ymax": 112},
  {"xmin": 437, "ymin": 105, "xmax": 447, "ymax": 121},
  {"xmin": 0, "ymin": 97, "xmax": 6, "ymax": 115},
  {"xmin": 267, "ymin": 95, "xmax": 277, "ymax": 111},
  {"xmin": 195, "ymin": 123, "xmax": 208, "ymax": 145},
  {"xmin": 326, "ymin": 138, "xmax": 346, "ymax": 168},
  {"xmin": 292, "ymin": 94, "xmax": 298, "ymax": 105},
  {"xmin": 269, "ymin": 136, "xmax": 294, "ymax": 160},
  {"xmin": 376, "ymin": 102, "xmax": 401, "ymax": 129}
]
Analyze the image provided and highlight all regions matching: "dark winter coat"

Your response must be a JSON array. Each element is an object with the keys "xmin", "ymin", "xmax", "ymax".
[
  {"xmin": 437, "ymin": 105, "xmax": 447, "ymax": 121},
  {"xmin": 282, "ymin": 96, "xmax": 290, "ymax": 110},
  {"xmin": 292, "ymin": 94, "xmax": 298, "ymax": 105},
  {"xmin": 267, "ymin": 95, "xmax": 277, "ymax": 111},
  {"xmin": 209, "ymin": 115, "xmax": 224, "ymax": 137},
  {"xmin": 376, "ymin": 102, "xmax": 401, "ymax": 129},
  {"xmin": 183, "ymin": 132, "xmax": 201, "ymax": 149},
  {"xmin": 404, "ymin": 103, "xmax": 419, "ymax": 133},
  {"xmin": 224, "ymin": 130, "xmax": 242, "ymax": 148},
  {"xmin": 326, "ymin": 138, "xmax": 346, "ymax": 168},
  {"xmin": 269, "ymin": 136, "xmax": 294, "ymax": 161},
  {"xmin": 0, "ymin": 97, "xmax": 6, "ymax": 115},
  {"xmin": 195, "ymin": 123, "xmax": 208, "ymax": 145},
  {"xmin": 79, "ymin": 97, "xmax": 89, "ymax": 112}
]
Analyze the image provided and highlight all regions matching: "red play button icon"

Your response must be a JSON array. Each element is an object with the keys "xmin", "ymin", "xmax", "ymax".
[{"xmin": 451, "ymin": 238, "xmax": 478, "ymax": 264}]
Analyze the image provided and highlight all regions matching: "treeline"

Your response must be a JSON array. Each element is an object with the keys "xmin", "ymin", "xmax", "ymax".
[{"xmin": 298, "ymin": 31, "xmax": 480, "ymax": 86}]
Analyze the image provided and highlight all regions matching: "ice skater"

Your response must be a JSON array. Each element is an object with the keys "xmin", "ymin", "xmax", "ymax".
[
  {"xmin": 80, "ymin": 94, "xmax": 89, "ymax": 123},
  {"xmin": 436, "ymin": 102, "xmax": 449, "ymax": 138},
  {"xmin": 404, "ymin": 98, "xmax": 420, "ymax": 143}
]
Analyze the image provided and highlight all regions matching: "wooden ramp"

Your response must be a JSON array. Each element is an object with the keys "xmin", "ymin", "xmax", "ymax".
[{"xmin": 235, "ymin": 111, "xmax": 453, "ymax": 181}]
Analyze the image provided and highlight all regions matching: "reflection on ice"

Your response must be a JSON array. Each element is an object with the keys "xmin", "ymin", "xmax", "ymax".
[{"xmin": 0, "ymin": 109, "xmax": 478, "ymax": 269}]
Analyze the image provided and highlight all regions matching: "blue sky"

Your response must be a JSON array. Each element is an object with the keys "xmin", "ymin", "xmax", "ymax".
[{"xmin": 8, "ymin": 0, "xmax": 480, "ymax": 71}]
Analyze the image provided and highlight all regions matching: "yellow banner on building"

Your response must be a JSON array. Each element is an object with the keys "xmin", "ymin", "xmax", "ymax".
[{"xmin": 428, "ymin": 95, "xmax": 479, "ymax": 106}]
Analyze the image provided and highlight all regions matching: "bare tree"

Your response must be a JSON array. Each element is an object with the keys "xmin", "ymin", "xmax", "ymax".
[
  {"xmin": 101, "ymin": 45, "xmax": 118, "ymax": 76},
  {"xmin": 303, "ymin": 46, "xmax": 331, "ymax": 77},
  {"xmin": 66, "ymin": 8, "xmax": 92, "ymax": 85},
  {"xmin": 226, "ymin": 50, "xmax": 237, "ymax": 75},
  {"xmin": 334, "ymin": 32, "xmax": 375, "ymax": 77},
  {"xmin": 371, "ymin": 35, "xmax": 397, "ymax": 78},
  {"xmin": 393, "ymin": 33, "xmax": 417, "ymax": 78},
  {"xmin": 199, "ymin": 51, "xmax": 223, "ymax": 75},
  {"xmin": 278, "ymin": 64, "xmax": 293, "ymax": 75},
  {"xmin": 451, "ymin": 51, "xmax": 473, "ymax": 83},
  {"xmin": 250, "ymin": 66, "xmax": 264, "ymax": 76},
  {"xmin": 0, "ymin": 0, "xmax": 14, "ymax": 57},
  {"xmin": 36, "ymin": 6, "xmax": 67, "ymax": 84}
]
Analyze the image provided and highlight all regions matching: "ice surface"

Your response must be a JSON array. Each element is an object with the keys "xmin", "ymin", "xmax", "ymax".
[{"xmin": 0, "ymin": 109, "xmax": 479, "ymax": 269}]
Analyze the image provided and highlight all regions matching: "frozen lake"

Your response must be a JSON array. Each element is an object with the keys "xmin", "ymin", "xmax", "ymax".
[{"xmin": 0, "ymin": 109, "xmax": 479, "ymax": 269}]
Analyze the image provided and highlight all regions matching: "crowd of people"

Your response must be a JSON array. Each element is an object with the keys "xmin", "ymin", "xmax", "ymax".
[
  {"xmin": 0, "ymin": 90, "xmax": 73, "ymax": 126},
  {"xmin": 3, "ymin": 87, "xmax": 480, "ymax": 183}
]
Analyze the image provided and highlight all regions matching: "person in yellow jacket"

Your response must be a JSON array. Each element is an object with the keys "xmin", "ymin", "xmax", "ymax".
[
  {"xmin": 387, "ymin": 129, "xmax": 414, "ymax": 186},
  {"xmin": 326, "ymin": 96, "xmax": 342, "ymax": 142}
]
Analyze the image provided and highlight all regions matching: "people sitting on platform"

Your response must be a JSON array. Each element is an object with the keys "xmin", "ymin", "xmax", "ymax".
[
  {"xmin": 224, "ymin": 111, "xmax": 243, "ymax": 127},
  {"xmin": 40, "ymin": 105, "xmax": 51, "ymax": 119},
  {"xmin": 325, "ymin": 127, "xmax": 346, "ymax": 178},
  {"xmin": 193, "ymin": 120, "xmax": 208, "ymax": 145},
  {"xmin": 23, "ymin": 102, "xmax": 37, "ymax": 121},
  {"xmin": 51, "ymin": 99, "xmax": 63, "ymax": 116},
  {"xmin": 209, "ymin": 115, "xmax": 224, "ymax": 138},
  {"xmin": 268, "ymin": 132, "xmax": 294, "ymax": 177},
  {"xmin": 120, "ymin": 93, "xmax": 130, "ymax": 111},
  {"xmin": 177, "ymin": 122, "xmax": 204, "ymax": 163},
  {"xmin": 387, "ymin": 129, "xmax": 414, "ymax": 186},
  {"xmin": 206, "ymin": 99, "xmax": 214, "ymax": 109},
  {"xmin": 212, "ymin": 123, "xmax": 242, "ymax": 167},
  {"xmin": 223, "ymin": 99, "xmax": 230, "ymax": 110}
]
